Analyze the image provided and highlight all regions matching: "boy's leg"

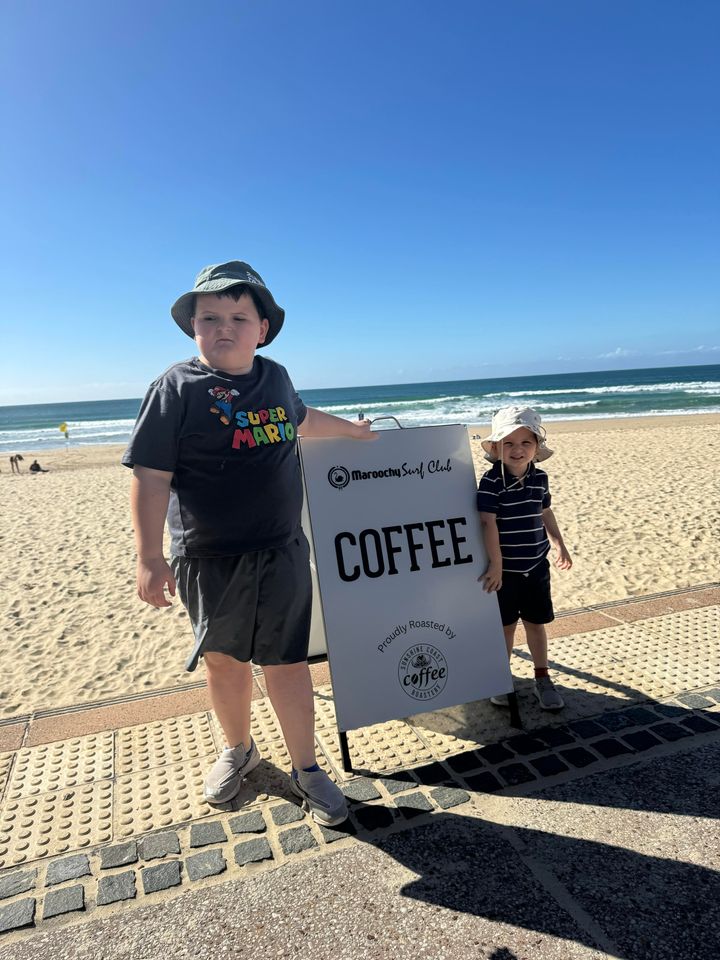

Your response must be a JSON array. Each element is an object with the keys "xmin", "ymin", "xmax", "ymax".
[
  {"xmin": 262, "ymin": 661, "xmax": 316, "ymax": 770},
  {"xmin": 523, "ymin": 621, "xmax": 548, "ymax": 669},
  {"xmin": 202, "ymin": 652, "xmax": 260, "ymax": 803},
  {"xmin": 263, "ymin": 660, "xmax": 347, "ymax": 826},
  {"xmin": 204, "ymin": 652, "xmax": 252, "ymax": 748},
  {"xmin": 503, "ymin": 622, "xmax": 518, "ymax": 658},
  {"xmin": 523, "ymin": 620, "xmax": 564, "ymax": 710}
]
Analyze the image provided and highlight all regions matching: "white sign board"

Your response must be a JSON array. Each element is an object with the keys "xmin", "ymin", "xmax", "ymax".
[{"xmin": 300, "ymin": 425, "xmax": 512, "ymax": 731}]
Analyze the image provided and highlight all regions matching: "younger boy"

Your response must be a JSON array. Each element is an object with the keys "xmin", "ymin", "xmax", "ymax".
[
  {"xmin": 477, "ymin": 406, "xmax": 571, "ymax": 710},
  {"xmin": 123, "ymin": 260, "xmax": 373, "ymax": 825}
]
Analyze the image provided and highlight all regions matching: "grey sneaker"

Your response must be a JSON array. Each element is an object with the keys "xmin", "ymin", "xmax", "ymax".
[
  {"xmin": 291, "ymin": 767, "xmax": 348, "ymax": 826},
  {"xmin": 490, "ymin": 694, "xmax": 510, "ymax": 707},
  {"xmin": 204, "ymin": 739, "xmax": 261, "ymax": 804},
  {"xmin": 534, "ymin": 676, "xmax": 565, "ymax": 710}
]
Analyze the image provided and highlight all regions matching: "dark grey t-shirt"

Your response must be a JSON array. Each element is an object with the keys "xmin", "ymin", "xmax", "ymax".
[{"xmin": 122, "ymin": 356, "xmax": 307, "ymax": 557}]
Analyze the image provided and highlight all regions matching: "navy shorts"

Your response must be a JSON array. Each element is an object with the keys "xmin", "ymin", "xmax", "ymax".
[
  {"xmin": 171, "ymin": 534, "xmax": 312, "ymax": 671},
  {"xmin": 497, "ymin": 557, "xmax": 555, "ymax": 627}
]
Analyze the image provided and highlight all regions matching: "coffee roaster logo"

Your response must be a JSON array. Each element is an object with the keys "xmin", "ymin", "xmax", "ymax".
[{"xmin": 398, "ymin": 644, "xmax": 448, "ymax": 701}]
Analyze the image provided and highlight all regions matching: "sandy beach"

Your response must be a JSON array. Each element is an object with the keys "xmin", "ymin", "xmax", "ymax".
[{"xmin": 2, "ymin": 413, "xmax": 718, "ymax": 719}]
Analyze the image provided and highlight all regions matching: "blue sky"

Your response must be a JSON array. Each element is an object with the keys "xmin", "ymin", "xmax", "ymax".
[{"xmin": 1, "ymin": 0, "xmax": 718, "ymax": 403}]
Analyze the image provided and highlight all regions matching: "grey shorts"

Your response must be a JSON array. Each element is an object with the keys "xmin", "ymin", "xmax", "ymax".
[{"xmin": 171, "ymin": 534, "xmax": 312, "ymax": 671}]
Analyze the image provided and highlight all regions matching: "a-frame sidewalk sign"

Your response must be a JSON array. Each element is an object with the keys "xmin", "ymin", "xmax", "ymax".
[{"xmin": 300, "ymin": 422, "xmax": 519, "ymax": 772}]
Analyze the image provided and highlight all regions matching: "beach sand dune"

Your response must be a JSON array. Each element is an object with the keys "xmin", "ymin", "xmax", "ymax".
[{"xmin": 2, "ymin": 414, "xmax": 718, "ymax": 718}]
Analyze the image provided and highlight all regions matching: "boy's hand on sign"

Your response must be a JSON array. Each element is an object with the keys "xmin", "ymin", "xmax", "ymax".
[
  {"xmin": 480, "ymin": 562, "xmax": 502, "ymax": 592},
  {"xmin": 554, "ymin": 546, "xmax": 573, "ymax": 571},
  {"xmin": 137, "ymin": 557, "xmax": 177, "ymax": 608},
  {"xmin": 353, "ymin": 418, "xmax": 377, "ymax": 440}
]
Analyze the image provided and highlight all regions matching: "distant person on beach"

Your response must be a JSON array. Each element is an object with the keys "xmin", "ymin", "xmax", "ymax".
[
  {"xmin": 9, "ymin": 454, "xmax": 24, "ymax": 474},
  {"xmin": 123, "ymin": 260, "xmax": 374, "ymax": 825},
  {"xmin": 29, "ymin": 459, "xmax": 48, "ymax": 473},
  {"xmin": 477, "ymin": 406, "xmax": 572, "ymax": 710}
]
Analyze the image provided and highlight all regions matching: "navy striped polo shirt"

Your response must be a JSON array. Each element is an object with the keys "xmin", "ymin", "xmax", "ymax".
[{"xmin": 477, "ymin": 462, "xmax": 551, "ymax": 574}]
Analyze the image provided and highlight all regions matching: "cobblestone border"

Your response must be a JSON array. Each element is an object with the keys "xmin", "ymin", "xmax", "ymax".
[{"xmin": 1, "ymin": 687, "xmax": 718, "ymax": 939}]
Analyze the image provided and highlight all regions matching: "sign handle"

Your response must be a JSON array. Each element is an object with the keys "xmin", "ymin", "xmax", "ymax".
[
  {"xmin": 508, "ymin": 691, "xmax": 522, "ymax": 729},
  {"xmin": 367, "ymin": 415, "xmax": 405, "ymax": 429},
  {"xmin": 338, "ymin": 730, "xmax": 353, "ymax": 773}
]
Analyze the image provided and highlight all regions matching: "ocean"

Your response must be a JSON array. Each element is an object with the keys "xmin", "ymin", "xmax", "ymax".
[{"xmin": 2, "ymin": 364, "xmax": 719, "ymax": 453}]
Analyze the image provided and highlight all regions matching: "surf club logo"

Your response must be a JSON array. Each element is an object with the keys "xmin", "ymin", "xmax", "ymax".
[
  {"xmin": 328, "ymin": 466, "xmax": 350, "ymax": 489},
  {"xmin": 326, "ymin": 459, "xmax": 453, "ymax": 489},
  {"xmin": 398, "ymin": 644, "xmax": 448, "ymax": 702}
]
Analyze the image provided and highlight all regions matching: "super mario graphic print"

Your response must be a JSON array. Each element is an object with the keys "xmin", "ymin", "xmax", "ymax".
[
  {"xmin": 208, "ymin": 385, "xmax": 297, "ymax": 450},
  {"xmin": 208, "ymin": 386, "xmax": 240, "ymax": 425}
]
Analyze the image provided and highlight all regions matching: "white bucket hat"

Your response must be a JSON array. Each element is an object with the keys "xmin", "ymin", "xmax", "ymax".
[{"xmin": 481, "ymin": 405, "xmax": 553, "ymax": 462}]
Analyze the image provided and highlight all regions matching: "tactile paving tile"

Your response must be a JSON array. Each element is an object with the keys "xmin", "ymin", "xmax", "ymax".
[
  {"xmin": 116, "ymin": 713, "xmax": 217, "ymax": 774},
  {"xmin": 0, "ymin": 752, "xmax": 13, "ymax": 797},
  {"xmin": 114, "ymin": 758, "xmax": 212, "ymax": 838},
  {"xmin": 6, "ymin": 733, "xmax": 114, "ymax": 801},
  {"xmin": 315, "ymin": 710, "xmax": 434, "ymax": 781},
  {"xmin": 0, "ymin": 780, "xmax": 113, "ymax": 868}
]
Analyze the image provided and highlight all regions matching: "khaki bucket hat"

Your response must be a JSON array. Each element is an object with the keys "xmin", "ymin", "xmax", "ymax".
[
  {"xmin": 481, "ymin": 405, "xmax": 553, "ymax": 462},
  {"xmin": 171, "ymin": 261, "xmax": 285, "ymax": 346}
]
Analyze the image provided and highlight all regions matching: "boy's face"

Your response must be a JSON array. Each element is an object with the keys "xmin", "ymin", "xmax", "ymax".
[
  {"xmin": 191, "ymin": 291, "xmax": 269, "ymax": 375},
  {"xmin": 496, "ymin": 427, "xmax": 538, "ymax": 474}
]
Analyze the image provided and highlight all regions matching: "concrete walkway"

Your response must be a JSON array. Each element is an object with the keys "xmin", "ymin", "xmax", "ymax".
[{"xmin": 0, "ymin": 584, "xmax": 718, "ymax": 958}]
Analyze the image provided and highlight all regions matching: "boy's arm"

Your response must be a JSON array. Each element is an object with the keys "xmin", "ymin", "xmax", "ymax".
[
  {"xmin": 131, "ymin": 465, "xmax": 177, "ymax": 607},
  {"xmin": 479, "ymin": 512, "xmax": 503, "ymax": 592},
  {"xmin": 542, "ymin": 508, "xmax": 572, "ymax": 570},
  {"xmin": 299, "ymin": 407, "xmax": 376, "ymax": 440}
]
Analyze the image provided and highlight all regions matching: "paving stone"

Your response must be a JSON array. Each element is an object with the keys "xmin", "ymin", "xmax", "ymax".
[
  {"xmin": 651, "ymin": 722, "xmax": 694, "ymax": 743},
  {"xmin": 560, "ymin": 746, "xmax": 598, "ymax": 768},
  {"xmin": 394, "ymin": 791, "xmax": 433, "ymax": 819},
  {"xmin": 318, "ymin": 819, "xmax": 357, "ymax": 843},
  {"xmin": 43, "ymin": 884, "xmax": 84, "ymax": 919},
  {"xmin": 529, "ymin": 754, "xmax": 569, "ymax": 777},
  {"xmin": 413, "ymin": 762, "xmax": 453, "ymax": 785},
  {"xmin": 186, "ymin": 849, "xmax": 227, "ymax": 881},
  {"xmin": 568, "ymin": 719, "xmax": 606, "ymax": 739},
  {"xmin": 270, "ymin": 802, "xmax": 305, "ymax": 826},
  {"xmin": 590, "ymin": 738, "xmax": 634, "ymax": 759},
  {"xmin": 279, "ymin": 825, "xmax": 318, "ymax": 855},
  {"xmin": 96, "ymin": 871, "xmax": 136, "ymax": 906},
  {"xmin": 46, "ymin": 854, "xmax": 91, "ymax": 886},
  {"xmin": 354, "ymin": 804, "xmax": 395, "ymax": 831},
  {"xmin": 622, "ymin": 730, "xmax": 664, "ymax": 751},
  {"xmin": 139, "ymin": 831, "xmax": 180, "ymax": 860},
  {"xmin": 596, "ymin": 711, "xmax": 636, "ymax": 733},
  {"xmin": 0, "ymin": 897, "xmax": 35, "ymax": 933},
  {"xmin": 229, "ymin": 811, "xmax": 267, "ymax": 834},
  {"xmin": 498, "ymin": 763, "xmax": 537, "ymax": 786},
  {"xmin": 621, "ymin": 706, "xmax": 660, "ymax": 726},
  {"xmin": 680, "ymin": 714, "xmax": 720, "ymax": 734},
  {"xmin": 464, "ymin": 771, "xmax": 503, "ymax": 792},
  {"xmin": 234, "ymin": 838, "xmax": 273, "ymax": 866},
  {"xmin": 505, "ymin": 734, "xmax": 545, "ymax": 756},
  {"xmin": 430, "ymin": 786, "xmax": 471, "ymax": 809},
  {"xmin": 677, "ymin": 693, "xmax": 714, "ymax": 709},
  {"xmin": 141, "ymin": 861, "xmax": 182, "ymax": 894},
  {"xmin": 99, "ymin": 841, "xmax": 138, "ymax": 869},
  {"xmin": 380, "ymin": 774, "xmax": 416, "ymax": 795},
  {"xmin": 651, "ymin": 703, "xmax": 686, "ymax": 719},
  {"xmin": 476, "ymin": 743, "xmax": 514, "ymax": 764},
  {"xmin": 534, "ymin": 726, "xmax": 576, "ymax": 748},
  {"xmin": 0, "ymin": 869, "xmax": 37, "ymax": 901},
  {"xmin": 342, "ymin": 778, "xmax": 381, "ymax": 802},
  {"xmin": 445, "ymin": 750, "xmax": 483, "ymax": 774},
  {"xmin": 190, "ymin": 820, "xmax": 228, "ymax": 847}
]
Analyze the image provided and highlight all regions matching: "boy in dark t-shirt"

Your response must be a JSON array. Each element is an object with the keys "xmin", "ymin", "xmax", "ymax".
[
  {"xmin": 477, "ymin": 406, "xmax": 572, "ymax": 711},
  {"xmin": 123, "ymin": 261, "xmax": 373, "ymax": 825}
]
